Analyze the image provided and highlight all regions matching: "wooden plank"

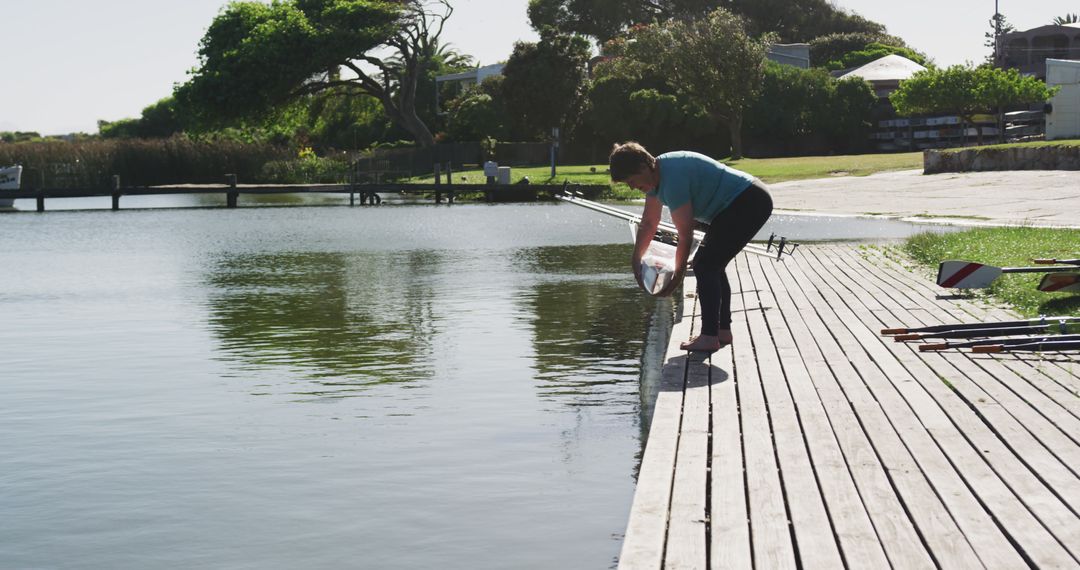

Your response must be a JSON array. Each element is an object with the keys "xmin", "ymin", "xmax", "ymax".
[
  {"xmin": 749, "ymin": 255, "xmax": 893, "ymax": 569},
  {"xmin": 665, "ymin": 276, "xmax": 710, "ymax": 570},
  {"xmin": 768, "ymin": 252, "xmax": 953, "ymax": 569},
  {"xmin": 741, "ymin": 255, "xmax": 851, "ymax": 569},
  {"xmin": 830, "ymin": 246, "xmax": 1080, "ymax": 479},
  {"xmin": 729, "ymin": 260, "xmax": 799, "ymax": 569},
  {"xmin": 619, "ymin": 286, "xmax": 693, "ymax": 570},
  {"xmin": 802, "ymin": 246, "xmax": 1078, "ymax": 568},
  {"xmin": 708, "ymin": 341, "xmax": 751, "ymax": 569},
  {"xmin": 854, "ymin": 245, "xmax": 1080, "ymax": 396}
]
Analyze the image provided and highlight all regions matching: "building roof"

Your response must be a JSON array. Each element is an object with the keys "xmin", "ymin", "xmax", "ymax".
[{"xmin": 839, "ymin": 54, "xmax": 927, "ymax": 83}]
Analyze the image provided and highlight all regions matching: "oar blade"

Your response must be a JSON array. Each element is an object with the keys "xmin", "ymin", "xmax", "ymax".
[
  {"xmin": 1037, "ymin": 272, "xmax": 1080, "ymax": 293},
  {"xmin": 936, "ymin": 260, "xmax": 1002, "ymax": 289}
]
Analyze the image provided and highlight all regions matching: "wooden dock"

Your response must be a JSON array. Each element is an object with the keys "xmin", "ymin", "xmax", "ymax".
[
  {"xmin": 621, "ymin": 243, "xmax": 1080, "ymax": 569},
  {"xmin": 3, "ymin": 177, "xmax": 606, "ymax": 211}
]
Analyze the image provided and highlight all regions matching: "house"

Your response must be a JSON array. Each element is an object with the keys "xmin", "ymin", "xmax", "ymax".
[
  {"xmin": 838, "ymin": 54, "xmax": 927, "ymax": 98},
  {"xmin": 766, "ymin": 43, "xmax": 810, "ymax": 69},
  {"xmin": 434, "ymin": 63, "xmax": 505, "ymax": 114},
  {"xmin": 997, "ymin": 23, "xmax": 1080, "ymax": 79}
]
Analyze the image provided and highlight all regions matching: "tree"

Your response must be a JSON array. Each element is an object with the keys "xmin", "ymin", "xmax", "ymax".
[
  {"xmin": 891, "ymin": 66, "xmax": 984, "ymax": 143},
  {"xmin": 175, "ymin": 0, "xmax": 456, "ymax": 148},
  {"xmin": 499, "ymin": 33, "xmax": 592, "ymax": 141},
  {"xmin": 976, "ymin": 66, "xmax": 1057, "ymax": 142},
  {"xmin": 99, "ymin": 97, "xmax": 183, "ymax": 139},
  {"xmin": 810, "ymin": 31, "xmax": 916, "ymax": 67},
  {"xmin": 891, "ymin": 65, "xmax": 1056, "ymax": 145},
  {"xmin": 639, "ymin": 9, "xmax": 774, "ymax": 158},
  {"xmin": 743, "ymin": 62, "xmax": 876, "ymax": 155},
  {"xmin": 527, "ymin": 0, "xmax": 884, "ymax": 45},
  {"xmin": 1052, "ymin": 13, "xmax": 1079, "ymax": 25},
  {"xmin": 985, "ymin": 12, "xmax": 1016, "ymax": 64}
]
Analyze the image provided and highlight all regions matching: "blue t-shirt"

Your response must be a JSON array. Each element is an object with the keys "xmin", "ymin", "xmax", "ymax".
[{"xmin": 647, "ymin": 151, "xmax": 755, "ymax": 223}]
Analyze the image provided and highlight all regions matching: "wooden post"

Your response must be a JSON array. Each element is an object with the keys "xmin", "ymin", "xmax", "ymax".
[
  {"xmin": 446, "ymin": 161, "xmax": 454, "ymax": 204},
  {"xmin": 226, "ymin": 173, "xmax": 238, "ymax": 208},
  {"xmin": 434, "ymin": 163, "xmax": 442, "ymax": 204},
  {"xmin": 34, "ymin": 169, "xmax": 45, "ymax": 212},
  {"xmin": 111, "ymin": 175, "xmax": 121, "ymax": 211}
]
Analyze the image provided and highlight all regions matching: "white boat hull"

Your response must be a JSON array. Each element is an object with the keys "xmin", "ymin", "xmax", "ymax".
[{"xmin": 1, "ymin": 165, "xmax": 23, "ymax": 207}]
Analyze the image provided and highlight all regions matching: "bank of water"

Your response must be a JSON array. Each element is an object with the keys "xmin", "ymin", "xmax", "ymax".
[{"xmin": 0, "ymin": 201, "xmax": 955, "ymax": 569}]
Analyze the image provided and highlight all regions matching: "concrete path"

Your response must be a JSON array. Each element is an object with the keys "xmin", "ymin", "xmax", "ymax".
[{"xmin": 769, "ymin": 169, "xmax": 1080, "ymax": 228}]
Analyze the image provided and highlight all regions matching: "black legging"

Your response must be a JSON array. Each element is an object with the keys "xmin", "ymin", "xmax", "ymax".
[{"xmin": 691, "ymin": 183, "xmax": 773, "ymax": 336}]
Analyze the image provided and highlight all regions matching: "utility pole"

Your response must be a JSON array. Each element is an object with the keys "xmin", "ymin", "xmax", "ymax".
[{"xmin": 993, "ymin": 0, "xmax": 1001, "ymax": 65}]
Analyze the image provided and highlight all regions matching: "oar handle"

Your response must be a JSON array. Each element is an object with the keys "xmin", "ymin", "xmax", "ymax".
[
  {"xmin": 1033, "ymin": 259, "xmax": 1055, "ymax": 264},
  {"xmin": 893, "ymin": 333, "xmax": 922, "ymax": 342},
  {"xmin": 919, "ymin": 343, "xmax": 948, "ymax": 352},
  {"xmin": 881, "ymin": 328, "xmax": 907, "ymax": 335},
  {"xmin": 971, "ymin": 345, "xmax": 1005, "ymax": 354}
]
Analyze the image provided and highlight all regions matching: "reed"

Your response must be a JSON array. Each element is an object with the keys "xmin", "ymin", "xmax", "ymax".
[{"xmin": 0, "ymin": 137, "xmax": 295, "ymax": 188}]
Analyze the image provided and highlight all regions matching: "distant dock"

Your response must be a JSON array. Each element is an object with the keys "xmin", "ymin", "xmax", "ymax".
[
  {"xmin": 620, "ymin": 244, "xmax": 1079, "ymax": 569},
  {"xmin": 2, "ymin": 175, "xmax": 607, "ymax": 211}
]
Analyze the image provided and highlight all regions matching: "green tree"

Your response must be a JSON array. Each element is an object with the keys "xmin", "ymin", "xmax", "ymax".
[
  {"xmin": 985, "ymin": 12, "xmax": 1016, "ymax": 64},
  {"xmin": 891, "ymin": 65, "xmax": 1055, "ymax": 145},
  {"xmin": 174, "ymin": 0, "xmax": 455, "ymax": 148},
  {"xmin": 1052, "ymin": 13, "xmax": 1079, "ymax": 25},
  {"xmin": 444, "ymin": 76, "xmax": 510, "ymax": 141},
  {"xmin": 640, "ymin": 9, "xmax": 774, "ymax": 158},
  {"xmin": 891, "ymin": 66, "xmax": 984, "ymax": 143},
  {"xmin": 975, "ymin": 66, "xmax": 1057, "ymax": 142},
  {"xmin": 500, "ymin": 33, "xmax": 592, "ymax": 140},
  {"xmin": 99, "ymin": 97, "xmax": 183, "ymax": 139},
  {"xmin": 743, "ymin": 62, "xmax": 876, "ymax": 155},
  {"xmin": 528, "ymin": 0, "xmax": 884, "ymax": 44},
  {"xmin": 823, "ymin": 42, "xmax": 929, "ymax": 71}
]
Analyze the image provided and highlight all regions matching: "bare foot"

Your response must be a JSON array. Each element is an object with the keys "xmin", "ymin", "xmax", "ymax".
[
  {"xmin": 681, "ymin": 335, "xmax": 722, "ymax": 352},
  {"xmin": 680, "ymin": 330, "xmax": 733, "ymax": 352}
]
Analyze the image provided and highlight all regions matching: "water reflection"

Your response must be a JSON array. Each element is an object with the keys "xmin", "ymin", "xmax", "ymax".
[
  {"xmin": 204, "ymin": 250, "xmax": 439, "ymax": 395},
  {"xmin": 513, "ymin": 245, "xmax": 661, "ymax": 409}
]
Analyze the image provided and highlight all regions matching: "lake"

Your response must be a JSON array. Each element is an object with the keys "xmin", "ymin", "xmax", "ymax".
[{"xmin": 0, "ymin": 198, "xmax": 956, "ymax": 569}]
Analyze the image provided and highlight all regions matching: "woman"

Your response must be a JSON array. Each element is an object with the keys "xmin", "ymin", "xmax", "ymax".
[{"xmin": 610, "ymin": 142, "xmax": 773, "ymax": 353}]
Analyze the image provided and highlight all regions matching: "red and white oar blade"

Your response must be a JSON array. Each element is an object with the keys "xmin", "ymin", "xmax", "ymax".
[
  {"xmin": 1037, "ymin": 272, "xmax": 1080, "ymax": 293},
  {"xmin": 936, "ymin": 261, "xmax": 1002, "ymax": 289}
]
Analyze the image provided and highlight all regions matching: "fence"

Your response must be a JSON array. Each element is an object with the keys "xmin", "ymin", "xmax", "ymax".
[{"xmin": 352, "ymin": 141, "xmax": 553, "ymax": 180}]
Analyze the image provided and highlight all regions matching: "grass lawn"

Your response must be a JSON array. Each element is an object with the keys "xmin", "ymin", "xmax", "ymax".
[
  {"xmin": 406, "ymin": 151, "xmax": 924, "ymax": 199},
  {"xmin": 904, "ymin": 227, "xmax": 1080, "ymax": 318}
]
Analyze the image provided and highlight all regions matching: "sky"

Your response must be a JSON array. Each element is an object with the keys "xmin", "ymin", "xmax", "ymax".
[{"xmin": 2, "ymin": 0, "xmax": 1076, "ymax": 135}]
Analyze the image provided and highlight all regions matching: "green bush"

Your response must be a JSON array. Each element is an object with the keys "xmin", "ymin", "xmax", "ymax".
[{"xmin": 743, "ymin": 62, "xmax": 877, "ymax": 156}]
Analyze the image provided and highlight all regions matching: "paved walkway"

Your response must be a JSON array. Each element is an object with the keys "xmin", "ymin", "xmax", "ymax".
[
  {"xmin": 619, "ymin": 244, "xmax": 1080, "ymax": 569},
  {"xmin": 769, "ymin": 169, "xmax": 1080, "ymax": 228}
]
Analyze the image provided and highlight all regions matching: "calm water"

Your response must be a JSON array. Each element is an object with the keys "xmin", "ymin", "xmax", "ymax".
[{"xmin": 0, "ymin": 197, "xmax": 954, "ymax": 569}]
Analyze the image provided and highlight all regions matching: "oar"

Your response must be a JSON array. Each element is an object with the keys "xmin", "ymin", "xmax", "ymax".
[
  {"xmin": 971, "ymin": 339, "xmax": 1080, "ymax": 353},
  {"xmin": 936, "ymin": 260, "xmax": 1080, "ymax": 289},
  {"xmin": 558, "ymin": 190, "xmax": 794, "ymax": 259},
  {"xmin": 555, "ymin": 191, "xmax": 790, "ymax": 260},
  {"xmin": 881, "ymin": 315, "xmax": 1080, "ymax": 335},
  {"xmin": 1033, "ymin": 258, "xmax": 1080, "ymax": 266},
  {"xmin": 1037, "ymin": 273, "xmax": 1080, "ymax": 293},
  {"xmin": 918, "ymin": 334, "xmax": 1080, "ymax": 352},
  {"xmin": 892, "ymin": 324, "xmax": 1069, "ymax": 342}
]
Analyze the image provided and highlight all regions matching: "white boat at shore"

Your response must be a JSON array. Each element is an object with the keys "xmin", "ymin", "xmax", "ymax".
[{"xmin": 0, "ymin": 165, "xmax": 22, "ymax": 207}]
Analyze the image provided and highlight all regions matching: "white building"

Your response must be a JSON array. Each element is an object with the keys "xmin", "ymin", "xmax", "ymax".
[
  {"xmin": 1045, "ymin": 58, "xmax": 1080, "ymax": 140},
  {"xmin": 434, "ymin": 63, "xmax": 505, "ymax": 114}
]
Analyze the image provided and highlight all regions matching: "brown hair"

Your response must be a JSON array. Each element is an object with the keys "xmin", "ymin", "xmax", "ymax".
[{"xmin": 608, "ymin": 142, "xmax": 655, "ymax": 182}]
